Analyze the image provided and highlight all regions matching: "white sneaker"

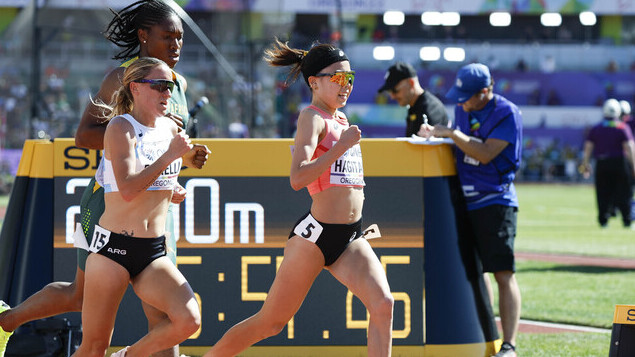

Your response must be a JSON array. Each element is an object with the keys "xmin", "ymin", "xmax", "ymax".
[
  {"xmin": 493, "ymin": 342, "xmax": 517, "ymax": 357},
  {"xmin": 0, "ymin": 301, "xmax": 13, "ymax": 357},
  {"xmin": 111, "ymin": 346, "xmax": 128, "ymax": 357}
]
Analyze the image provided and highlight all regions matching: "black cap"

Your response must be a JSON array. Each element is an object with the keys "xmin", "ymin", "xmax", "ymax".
[{"xmin": 377, "ymin": 62, "xmax": 417, "ymax": 93}]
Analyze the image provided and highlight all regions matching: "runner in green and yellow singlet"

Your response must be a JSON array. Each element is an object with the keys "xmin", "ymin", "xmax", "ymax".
[{"xmin": 0, "ymin": 2, "xmax": 209, "ymax": 357}]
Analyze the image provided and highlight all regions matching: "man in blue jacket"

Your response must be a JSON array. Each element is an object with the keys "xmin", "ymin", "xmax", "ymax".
[{"xmin": 419, "ymin": 63, "xmax": 522, "ymax": 357}]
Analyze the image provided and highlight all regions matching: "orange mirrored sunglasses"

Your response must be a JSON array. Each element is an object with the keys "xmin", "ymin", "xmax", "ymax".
[{"xmin": 314, "ymin": 71, "xmax": 355, "ymax": 87}]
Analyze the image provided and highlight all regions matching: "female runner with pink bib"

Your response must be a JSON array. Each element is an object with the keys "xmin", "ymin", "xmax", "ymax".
[{"xmin": 204, "ymin": 39, "xmax": 394, "ymax": 357}]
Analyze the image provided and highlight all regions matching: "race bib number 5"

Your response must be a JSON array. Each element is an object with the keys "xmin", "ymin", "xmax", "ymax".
[
  {"xmin": 293, "ymin": 214, "xmax": 324, "ymax": 243},
  {"xmin": 89, "ymin": 225, "xmax": 111, "ymax": 253}
]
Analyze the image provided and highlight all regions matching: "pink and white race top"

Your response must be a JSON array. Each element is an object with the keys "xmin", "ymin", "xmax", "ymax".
[{"xmin": 305, "ymin": 105, "xmax": 365, "ymax": 196}]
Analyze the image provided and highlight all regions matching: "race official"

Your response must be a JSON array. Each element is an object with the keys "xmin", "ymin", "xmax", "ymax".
[
  {"xmin": 419, "ymin": 63, "xmax": 523, "ymax": 357},
  {"xmin": 378, "ymin": 62, "xmax": 448, "ymax": 136}
]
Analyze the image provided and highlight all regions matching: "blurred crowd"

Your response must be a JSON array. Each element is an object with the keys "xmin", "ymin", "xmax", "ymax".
[
  {"xmin": 3, "ymin": 8, "xmax": 635, "ymax": 186},
  {"xmin": 0, "ymin": 62, "xmax": 630, "ymax": 183},
  {"xmin": 520, "ymin": 139, "xmax": 582, "ymax": 182}
]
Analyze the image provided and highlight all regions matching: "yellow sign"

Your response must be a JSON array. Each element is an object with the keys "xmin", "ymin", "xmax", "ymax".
[
  {"xmin": 50, "ymin": 138, "xmax": 456, "ymax": 178},
  {"xmin": 613, "ymin": 305, "xmax": 635, "ymax": 324}
]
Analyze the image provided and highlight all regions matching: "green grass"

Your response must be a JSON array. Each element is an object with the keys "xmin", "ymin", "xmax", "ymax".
[
  {"xmin": 517, "ymin": 332, "xmax": 610, "ymax": 357},
  {"xmin": 494, "ymin": 183, "xmax": 635, "ymax": 356},
  {"xmin": 516, "ymin": 183, "xmax": 635, "ymax": 258},
  {"xmin": 489, "ymin": 259, "xmax": 623, "ymax": 356},
  {"xmin": 501, "ymin": 260, "xmax": 634, "ymax": 328}
]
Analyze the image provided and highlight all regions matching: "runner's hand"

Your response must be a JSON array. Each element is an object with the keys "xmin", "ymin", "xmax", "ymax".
[
  {"xmin": 183, "ymin": 144, "xmax": 211, "ymax": 169},
  {"xmin": 166, "ymin": 113, "xmax": 185, "ymax": 130},
  {"xmin": 338, "ymin": 125, "xmax": 362, "ymax": 149},
  {"xmin": 171, "ymin": 183, "xmax": 186, "ymax": 204}
]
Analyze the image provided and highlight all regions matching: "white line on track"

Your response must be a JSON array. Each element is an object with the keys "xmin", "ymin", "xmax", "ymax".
[{"xmin": 497, "ymin": 317, "xmax": 611, "ymax": 333}]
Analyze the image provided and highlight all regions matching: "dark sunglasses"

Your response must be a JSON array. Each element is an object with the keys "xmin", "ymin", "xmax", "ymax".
[
  {"xmin": 134, "ymin": 79, "xmax": 175, "ymax": 93},
  {"xmin": 314, "ymin": 71, "xmax": 355, "ymax": 87}
]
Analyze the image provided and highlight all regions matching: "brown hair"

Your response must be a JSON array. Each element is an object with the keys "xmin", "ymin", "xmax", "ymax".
[{"xmin": 263, "ymin": 37, "xmax": 347, "ymax": 86}]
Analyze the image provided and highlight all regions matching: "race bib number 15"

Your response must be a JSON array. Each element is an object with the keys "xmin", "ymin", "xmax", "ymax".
[{"xmin": 89, "ymin": 225, "xmax": 111, "ymax": 253}]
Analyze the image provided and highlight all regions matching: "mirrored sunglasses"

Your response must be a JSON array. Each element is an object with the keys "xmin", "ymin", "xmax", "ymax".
[
  {"xmin": 134, "ymin": 79, "xmax": 175, "ymax": 93},
  {"xmin": 315, "ymin": 71, "xmax": 355, "ymax": 87}
]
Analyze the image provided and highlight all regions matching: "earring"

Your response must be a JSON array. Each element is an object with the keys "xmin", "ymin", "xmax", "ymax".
[{"xmin": 142, "ymin": 40, "xmax": 147, "ymax": 44}]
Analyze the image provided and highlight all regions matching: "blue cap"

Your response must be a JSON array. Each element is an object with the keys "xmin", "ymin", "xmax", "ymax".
[{"xmin": 445, "ymin": 63, "xmax": 492, "ymax": 103}]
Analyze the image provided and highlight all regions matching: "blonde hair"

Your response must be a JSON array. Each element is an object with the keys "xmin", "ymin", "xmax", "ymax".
[{"xmin": 92, "ymin": 57, "xmax": 170, "ymax": 120}]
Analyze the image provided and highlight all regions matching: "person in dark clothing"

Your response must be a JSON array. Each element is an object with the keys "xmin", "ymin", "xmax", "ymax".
[
  {"xmin": 618, "ymin": 100, "xmax": 635, "ymax": 218},
  {"xmin": 377, "ymin": 62, "xmax": 448, "ymax": 136},
  {"xmin": 620, "ymin": 100, "xmax": 635, "ymax": 137},
  {"xmin": 582, "ymin": 98, "xmax": 635, "ymax": 228}
]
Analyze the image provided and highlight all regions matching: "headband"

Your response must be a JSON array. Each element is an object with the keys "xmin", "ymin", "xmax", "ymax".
[{"xmin": 301, "ymin": 47, "xmax": 349, "ymax": 86}]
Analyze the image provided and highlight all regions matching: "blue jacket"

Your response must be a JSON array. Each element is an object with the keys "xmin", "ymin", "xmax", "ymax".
[{"xmin": 453, "ymin": 94, "xmax": 523, "ymax": 210}]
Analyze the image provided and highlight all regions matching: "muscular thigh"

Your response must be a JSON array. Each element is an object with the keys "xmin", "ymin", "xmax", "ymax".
[
  {"xmin": 259, "ymin": 237, "xmax": 324, "ymax": 319},
  {"xmin": 327, "ymin": 239, "xmax": 390, "ymax": 304},
  {"xmin": 81, "ymin": 253, "xmax": 130, "ymax": 339},
  {"xmin": 131, "ymin": 257, "xmax": 194, "ymax": 314}
]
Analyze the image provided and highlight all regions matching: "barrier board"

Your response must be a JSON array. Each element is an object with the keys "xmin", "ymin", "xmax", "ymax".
[{"xmin": 2, "ymin": 138, "xmax": 499, "ymax": 356}]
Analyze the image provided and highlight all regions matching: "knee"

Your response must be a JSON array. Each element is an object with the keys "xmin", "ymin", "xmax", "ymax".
[
  {"xmin": 266, "ymin": 319, "xmax": 289, "ymax": 337},
  {"xmin": 493, "ymin": 271, "xmax": 514, "ymax": 286},
  {"xmin": 255, "ymin": 320, "xmax": 287, "ymax": 340},
  {"xmin": 172, "ymin": 308, "xmax": 201, "ymax": 338},
  {"xmin": 45, "ymin": 281, "xmax": 83, "ymax": 311},
  {"xmin": 252, "ymin": 313, "xmax": 289, "ymax": 340},
  {"xmin": 369, "ymin": 294, "xmax": 394, "ymax": 322}
]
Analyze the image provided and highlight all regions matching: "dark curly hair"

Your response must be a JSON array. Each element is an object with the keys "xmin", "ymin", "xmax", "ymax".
[{"xmin": 103, "ymin": 0, "xmax": 177, "ymax": 60}]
